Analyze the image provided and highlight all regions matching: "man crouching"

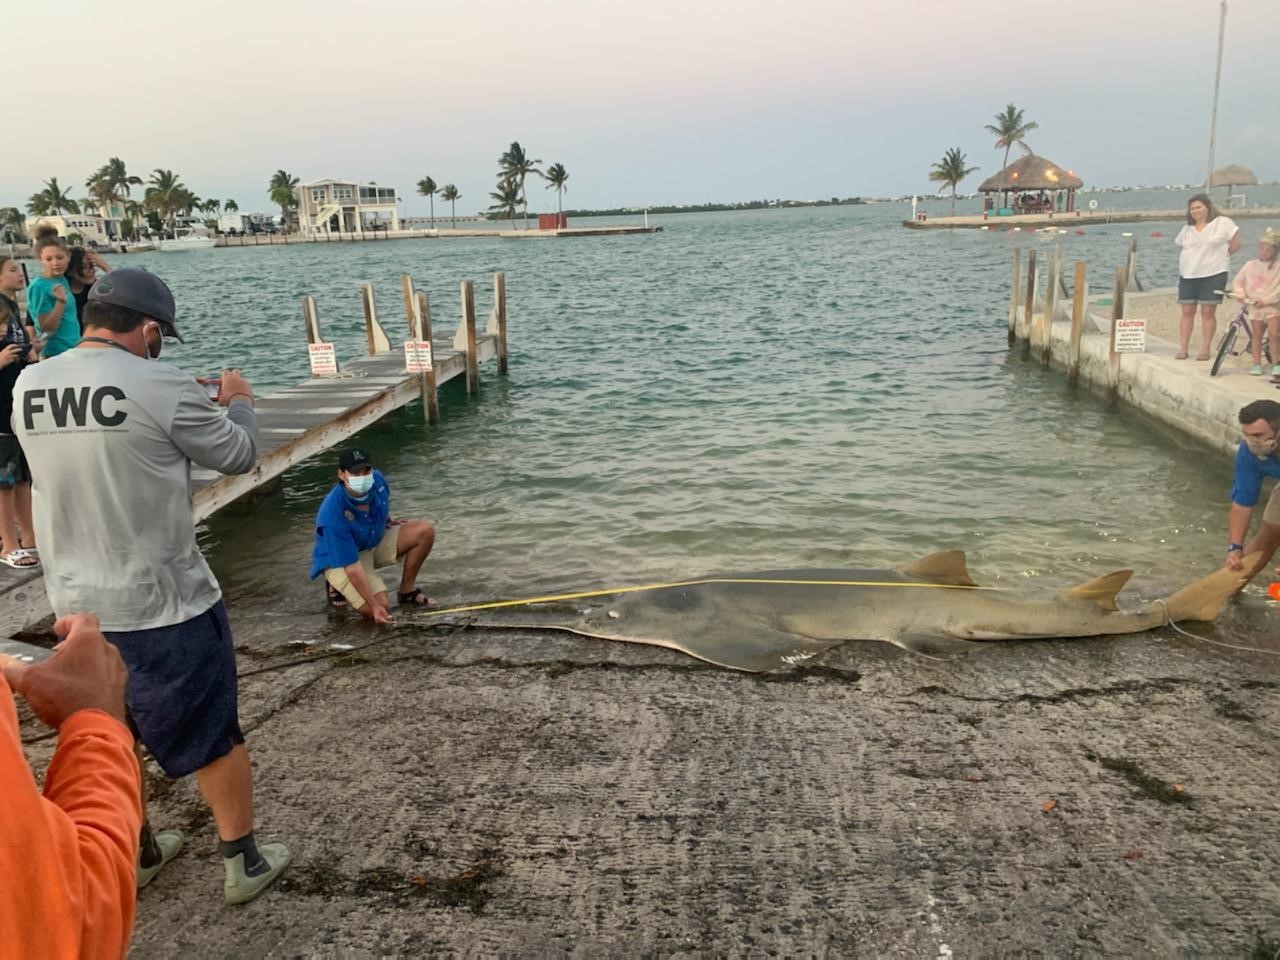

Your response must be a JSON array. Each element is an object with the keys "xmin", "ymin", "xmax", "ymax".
[{"xmin": 310, "ymin": 447, "xmax": 436, "ymax": 622}]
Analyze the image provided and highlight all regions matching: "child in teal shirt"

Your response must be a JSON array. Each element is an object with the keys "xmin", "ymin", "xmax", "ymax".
[{"xmin": 26, "ymin": 226, "xmax": 79, "ymax": 358}]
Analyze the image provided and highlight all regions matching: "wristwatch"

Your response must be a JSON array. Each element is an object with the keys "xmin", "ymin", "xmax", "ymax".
[{"xmin": 1228, "ymin": 543, "xmax": 1243, "ymax": 552}]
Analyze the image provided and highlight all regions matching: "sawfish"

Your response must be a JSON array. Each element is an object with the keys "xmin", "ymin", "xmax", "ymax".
[{"xmin": 460, "ymin": 551, "xmax": 1259, "ymax": 672}]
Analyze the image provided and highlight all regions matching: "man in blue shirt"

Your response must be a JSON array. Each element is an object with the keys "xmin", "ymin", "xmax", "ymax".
[
  {"xmin": 309, "ymin": 448, "xmax": 436, "ymax": 623},
  {"xmin": 1226, "ymin": 400, "xmax": 1280, "ymax": 583}
]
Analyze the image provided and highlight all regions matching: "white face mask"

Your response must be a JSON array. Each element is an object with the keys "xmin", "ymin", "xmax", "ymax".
[
  {"xmin": 1244, "ymin": 435, "xmax": 1277, "ymax": 458},
  {"xmin": 346, "ymin": 473, "xmax": 375, "ymax": 496},
  {"xmin": 143, "ymin": 322, "xmax": 162, "ymax": 360}
]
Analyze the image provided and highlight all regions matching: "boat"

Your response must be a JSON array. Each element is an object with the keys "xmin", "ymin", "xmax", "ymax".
[{"xmin": 156, "ymin": 229, "xmax": 216, "ymax": 252}]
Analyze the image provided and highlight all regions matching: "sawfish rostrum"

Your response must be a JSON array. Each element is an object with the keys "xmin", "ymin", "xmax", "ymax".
[{"xmin": 486, "ymin": 551, "xmax": 1255, "ymax": 673}]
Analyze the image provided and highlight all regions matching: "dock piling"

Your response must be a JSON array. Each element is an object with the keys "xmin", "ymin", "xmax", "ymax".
[
  {"xmin": 1124, "ymin": 237, "xmax": 1144, "ymax": 293},
  {"xmin": 1040, "ymin": 251, "xmax": 1060, "ymax": 367},
  {"xmin": 1107, "ymin": 266, "xmax": 1128, "ymax": 400},
  {"xmin": 1008, "ymin": 250, "xmax": 1021, "ymax": 347},
  {"xmin": 1068, "ymin": 262, "xmax": 1086, "ymax": 383},
  {"xmin": 302, "ymin": 295, "xmax": 322, "ymax": 344},
  {"xmin": 415, "ymin": 292, "xmax": 440, "ymax": 423},
  {"xmin": 1022, "ymin": 250, "xmax": 1038, "ymax": 355},
  {"xmin": 456, "ymin": 281, "xmax": 480, "ymax": 395},
  {"xmin": 400, "ymin": 275, "xmax": 440, "ymax": 425},
  {"xmin": 493, "ymin": 273, "xmax": 509, "ymax": 374},
  {"xmin": 360, "ymin": 283, "xmax": 393, "ymax": 355}
]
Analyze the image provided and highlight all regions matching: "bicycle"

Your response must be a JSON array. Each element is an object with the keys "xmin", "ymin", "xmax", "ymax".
[{"xmin": 1210, "ymin": 293, "xmax": 1274, "ymax": 377}]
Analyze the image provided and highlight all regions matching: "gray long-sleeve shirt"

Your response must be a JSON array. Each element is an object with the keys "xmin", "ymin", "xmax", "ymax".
[{"xmin": 14, "ymin": 348, "xmax": 257, "ymax": 631}]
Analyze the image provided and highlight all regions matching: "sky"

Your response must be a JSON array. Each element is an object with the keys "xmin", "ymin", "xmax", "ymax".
[{"xmin": 8, "ymin": 0, "xmax": 1280, "ymax": 217}]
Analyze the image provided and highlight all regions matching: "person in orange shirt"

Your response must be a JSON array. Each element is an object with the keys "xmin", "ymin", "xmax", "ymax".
[{"xmin": 0, "ymin": 615, "xmax": 142, "ymax": 960}]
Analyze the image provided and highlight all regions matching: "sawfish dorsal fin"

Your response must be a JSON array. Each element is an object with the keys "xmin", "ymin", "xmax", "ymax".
[
  {"xmin": 1061, "ymin": 570, "xmax": 1132, "ymax": 610},
  {"xmin": 898, "ymin": 550, "xmax": 978, "ymax": 587}
]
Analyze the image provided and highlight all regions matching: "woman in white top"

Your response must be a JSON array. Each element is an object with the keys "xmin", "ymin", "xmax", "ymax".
[{"xmin": 1174, "ymin": 192, "xmax": 1241, "ymax": 360}]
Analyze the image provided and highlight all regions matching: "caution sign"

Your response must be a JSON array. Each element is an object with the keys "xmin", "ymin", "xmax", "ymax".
[
  {"xmin": 1114, "ymin": 318, "xmax": 1147, "ymax": 353},
  {"xmin": 404, "ymin": 340, "xmax": 433, "ymax": 373},
  {"xmin": 308, "ymin": 342, "xmax": 338, "ymax": 376}
]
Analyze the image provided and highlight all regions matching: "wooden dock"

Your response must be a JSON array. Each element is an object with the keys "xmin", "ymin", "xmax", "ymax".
[
  {"xmin": 0, "ymin": 273, "xmax": 509, "ymax": 638},
  {"xmin": 903, "ymin": 206, "xmax": 1280, "ymax": 230}
]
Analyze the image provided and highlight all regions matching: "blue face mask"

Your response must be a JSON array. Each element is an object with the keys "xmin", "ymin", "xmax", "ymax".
[{"xmin": 346, "ymin": 473, "xmax": 374, "ymax": 498}]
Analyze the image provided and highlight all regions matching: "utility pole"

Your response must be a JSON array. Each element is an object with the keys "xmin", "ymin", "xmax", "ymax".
[{"xmin": 1204, "ymin": 1, "xmax": 1227, "ymax": 191}]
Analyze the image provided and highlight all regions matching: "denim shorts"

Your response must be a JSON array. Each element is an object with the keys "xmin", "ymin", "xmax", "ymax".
[
  {"xmin": 104, "ymin": 599, "xmax": 244, "ymax": 779},
  {"xmin": 1178, "ymin": 272, "xmax": 1229, "ymax": 305}
]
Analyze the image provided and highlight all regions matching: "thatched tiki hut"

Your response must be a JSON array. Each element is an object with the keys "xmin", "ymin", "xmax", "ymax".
[
  {"xmin": 977, "ymin": 154, "xmax": 1084, "ymax": 215},
  {"xmin": 1209, "ymin": 164, "xmax": 1257, "ymax": 204}
]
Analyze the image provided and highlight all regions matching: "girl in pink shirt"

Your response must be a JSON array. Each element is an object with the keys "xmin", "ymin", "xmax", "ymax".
[{"xmin": 1231, "ymin": 227, "xmax": 1280, "ymax": 375}]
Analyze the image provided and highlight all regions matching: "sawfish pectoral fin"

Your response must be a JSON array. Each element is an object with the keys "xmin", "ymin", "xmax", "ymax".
[
  {"xmin": 1061, "ymin": 569, "xmax": 1133, "ymax": 611},
  {"xmin": 897, "ymin": 550, "xmax": 979, "ymax": 587},
  {"xmin": 890, "ymin": 632, "xmax": 986, "ymax": 661},
  {"xmin": 683, "ymin": 630, "xmax": 845, "ymax": 673},
  {"xmin": 559, "ymin": 621, "xmax": 843, "ymax": 673}
]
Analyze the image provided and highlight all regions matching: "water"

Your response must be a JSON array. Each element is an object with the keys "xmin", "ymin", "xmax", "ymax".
[{"xmin": 120, "ymin": 188, "xmax": 1280, "ymax": 646}]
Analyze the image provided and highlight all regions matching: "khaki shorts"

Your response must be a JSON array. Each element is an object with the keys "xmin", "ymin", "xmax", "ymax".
[
  {"xmin": 324, "ymin": 528, "xmax": 400, "ymax": 609},
  {"xmin": 1264, "ymin": 484, "xmax": 1280, "ymax": 527}
]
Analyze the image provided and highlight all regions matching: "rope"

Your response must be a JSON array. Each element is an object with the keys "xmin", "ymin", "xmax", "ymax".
[
  {"xmin": 1153, "ymin": 599, "xmax": 1280, "ymax": 658},
  {"xmin": 402, "ymin": 576, "xmax": 988, "ymax": 620}
]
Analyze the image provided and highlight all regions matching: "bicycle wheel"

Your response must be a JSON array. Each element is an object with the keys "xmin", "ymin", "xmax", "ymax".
[{"xmin": 1210, "ymin": 325, "xmax": 1239, "ymax": 377}]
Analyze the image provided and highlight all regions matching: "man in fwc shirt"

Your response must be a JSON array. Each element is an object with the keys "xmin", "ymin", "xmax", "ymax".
[{"xmin": 14, "ymin": 268, "xmax": 290, "ymax": 905}]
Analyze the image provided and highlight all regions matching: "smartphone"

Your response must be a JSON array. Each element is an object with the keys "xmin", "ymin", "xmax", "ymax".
[{"xmin": 197, "ymin": 377, "xmax": 222, "ymax": 401}]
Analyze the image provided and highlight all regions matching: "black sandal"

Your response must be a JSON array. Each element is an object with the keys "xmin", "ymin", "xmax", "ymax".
[
  {"xmin": 397, "ymin": 588, "xmax": 437, "ymax": 608},
  {"xmin": 326, "ymin": 584, "xmax": 349, "ymax": 608}
]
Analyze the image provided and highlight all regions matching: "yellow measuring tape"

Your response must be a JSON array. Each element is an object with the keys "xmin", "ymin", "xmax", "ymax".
[{"xmin": 412, "ymin": 576, "xmax": 988, "ymax": 618}]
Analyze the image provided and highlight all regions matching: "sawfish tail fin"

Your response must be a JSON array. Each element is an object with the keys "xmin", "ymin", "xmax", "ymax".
[{"xmin": 1160, "ymin": 554, "xmax": 1261, "ymax": 623}]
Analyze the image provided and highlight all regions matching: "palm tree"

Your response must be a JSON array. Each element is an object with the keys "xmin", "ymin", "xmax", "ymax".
[
  {"xmin": 984, "ymin": 103, "xmax": 1039, "ymax": 205},
  {"xmin": 85, "ymin": 159, "xmax": 142, "ymax": 224},
  {"xmin": 144, "ymin": 169, "xmax": 190, "ymax": 236},
  {"xmin": 200, "ymin": 198, "xmax": 221, "ymax": 232},
  {"xmin": 543, "ymin": 163, "xmax": 569, "ymax": 221},
  {"xmin": 498, "ymin": 142, "xmax": 541, "ymax": 228},
  {"xmin": 224, "ymin": 199, "xmax": 239, "ymax": 213},
  {"xmin": 416, "ymin": 176, "xmax": 437, "ymax": 227},
  {"xmin": 268, "ymin": 170, "xmax": 299, "ymax": 232},
  {"xmin": 928, "ymin": 148, "xmax": 979, "ymax": 217},
  {"xmin": 440, "ymin": 184, "xmax": 460, "ymax": 228},
  {"xmin": 27, "ymin": 178, "xmax": 80, "ymax": 216},
  {"xmin": 121, "ymin": 200, "xmax": 145, "ymax": 241},
  {"xmin": 488, "ymin": 178, "xmax": 521, "ymax": 226},
  {"xmin": 100, "ymin": 157, "xmax": 142, "ymax": 198},
  {"xmin": 84, "ymin": 174, "xmax": 114, "ymax": 213},
  {"xmin": 0, "ymin": 207, "xmax": 25, "ymax": 243}
]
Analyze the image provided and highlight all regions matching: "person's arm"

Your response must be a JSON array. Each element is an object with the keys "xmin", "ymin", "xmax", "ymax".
[
  {"xmin": 168, "ymin": 373, "xmax": 257, "ymax": 475},
  {"xmin": 1226, "ymin": 224, "xmax": 1242, "ymax": 256},
  {"xmin": 1227, "ymin": 446, "xmax": 1262, "ymax": 570},
  {"xmin": 28, "ymin": 282, "xmax": 64, "ymax": 338},
  {"xmin": 1230, "ymin": 263, "xmax": 1248, "ymax": 301},
  {"xmin": 1258, "ymin": 263, "xmax": 1280, "ymax": 308},
  {"xmin": 341, "ymin": 559, "xmax": 384, "ymax": 613},
  {"xmin": 319, "ymin": 516, "xmax": 391, "ymax": 620},
  {"xmin": 0, "ymin": 614, "xmax": 141, "ymax": 960},
  {"xmin": 1226, "ymin": 502, "xmax": 1254, "ymax": 570}
]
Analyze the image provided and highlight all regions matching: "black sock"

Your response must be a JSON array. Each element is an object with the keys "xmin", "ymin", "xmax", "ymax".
[
  {"xmin": 219, "ymin": 831, "xmax": 270, "ymax": 877},
  {"xmin": 139, "ymin": 821, "xmax": 163, "ymax": 869}
]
